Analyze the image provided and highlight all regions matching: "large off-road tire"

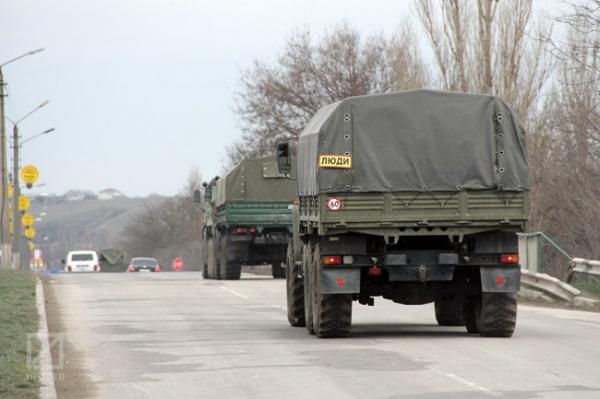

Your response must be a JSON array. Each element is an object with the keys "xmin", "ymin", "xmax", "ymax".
[
  {"xmin": 311, "ymin": 244, "xmax": 352, "ymax": 338},
  {"xmin": 463, "ymin": 296, "xmax": 479, "ymax": 334},
  {"xmin": 272, "ymin": 263, "xmax": 285, "ymax": 279},
  {"xmin": 214, "ymin": 232, "xmax": 226, "ymax": 280},
  {"xmin": 206, "ymin": 237, "xmax": 217, "ymax": 279},
  {"xmin": 202, "ymin": 262, "xmax": 208, "ymax": 279},
  {"xmin": 286, "ymin": 242, "xmax": 305, "ymax": 327},
  {"xmin": 435, "ymin": 297, "xmax": 465, "ymax": 326},
  {"xmin": 303, "ymin": 243, "xmax": 315, "ymax": 335},
  {"xmin": 217, "ymin": 233, "xmax": 240, "ymax": 280},
  {"xmin": 464, "ymin": 293, "xmax": 517, "ymax": 337},
  {"xmin": 223, "ymin": 262, "xmax": 241, "ymax": 280}
]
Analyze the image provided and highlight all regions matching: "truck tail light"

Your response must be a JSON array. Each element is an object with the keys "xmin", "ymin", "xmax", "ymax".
[
  {"xmin": 128, "ymin": 265, "xmax": 135, "ymax": 272},
  {"xmin": 500, "ymin": 254, "xmax": 519, "ymax": 264},
  {"xmin": 368, "ymin": 266, "xmax": 382, "ymax": 276},
  {"xmin": 67, "ymin": 265, "xmax": 72, "ymax": 272},
  {"xmin": 248, "ymin": 227, "xmax": 257, "ymax": 234},
  {"xmin": 154, "ymin": 265, "xmax": 161, "ymax": 272},
  {"xmin": 323, "ymin": 256, "xmax": 342, "ymax": 265}
]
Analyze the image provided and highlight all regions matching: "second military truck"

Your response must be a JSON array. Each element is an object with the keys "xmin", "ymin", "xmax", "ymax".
[
  {"xmin": 201, "ymin": 155, "xmax": 296, "ymax": 280},
  {"xmin": 278, "ymin": 90, "xmax": 528, "ymax": 338}
]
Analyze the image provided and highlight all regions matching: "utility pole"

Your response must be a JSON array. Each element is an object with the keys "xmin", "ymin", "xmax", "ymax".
[
  {"xmin": 12, "ymin": 124, "xmax": 21, "ymax": 270},
  {"xmin": 0, "ymin": 68, "xmax": 12, "ymax": 269},
  {"xmin": 8, "ymin": 106, "xmax": 50, "ymax": 270}
]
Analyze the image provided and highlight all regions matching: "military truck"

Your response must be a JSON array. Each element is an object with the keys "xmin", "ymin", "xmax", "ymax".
[
  {"xmin": 200, "ymin": 155, "xmax": 296, "ymax": 280},
  {"xmin": 278, "ymin": 90, "xmax": 528, "ymax": 338}
]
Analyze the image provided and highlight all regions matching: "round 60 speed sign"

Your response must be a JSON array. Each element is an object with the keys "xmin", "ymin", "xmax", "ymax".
[{"xmin": 326, "ymin": 197, "xmax": 343, "ymax": 211}]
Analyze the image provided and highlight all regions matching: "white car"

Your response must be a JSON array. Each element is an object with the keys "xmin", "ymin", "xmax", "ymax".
[{"xmin": 64, "ymin": 250, "xmax": 100, "ymax": 272}]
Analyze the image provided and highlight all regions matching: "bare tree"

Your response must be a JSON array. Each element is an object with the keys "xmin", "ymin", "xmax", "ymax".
[
  {"xmin": 530, "ymin": 0, "xmax": 600, "ymax": 276},
  {"xmin": 414, "ymin": 0, "xmax": 553, "ymax": 120},
  {"xmin": 229, "ymin": 22, "xmax": 429, "ymax": 166},
  {"xmin": 121, "ymin": 169, "xmax": 204, "ymax": 270},
  {"xmin": 552, "ymin": 0, "xmax": 599, "ymax": 75}
]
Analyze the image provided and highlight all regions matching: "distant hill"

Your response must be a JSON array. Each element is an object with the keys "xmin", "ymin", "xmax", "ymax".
[{"xmin": 30, "ymin": 195, "xmax": 165, "ymax": 268}]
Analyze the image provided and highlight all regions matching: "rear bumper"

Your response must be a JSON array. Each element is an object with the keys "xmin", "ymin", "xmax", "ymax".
[
  {"xmin": 318, "ymin": 264, "xmax": 521, "ymax": 294},
  {"xmin": 66, "ymin": 268, "xmax": 99, "ymax": 273},
  {"xmin": 129, "ymin": 267, "xmax": 158, "ymax": 272}
]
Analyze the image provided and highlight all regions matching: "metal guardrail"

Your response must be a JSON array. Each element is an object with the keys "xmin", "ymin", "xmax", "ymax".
[
  {"xmin": 521, "ymin": 269, "xmax": 581, "ymax": 303},
  {"xmin": 518, "ymin": 232, "xmax": 571, "ymax": 273},
  {"xmin": 516, "ymin": 232, "xmax": 599, "ymax": 306},
  {"xmin": 568, "ymin": 258, "xmax": 600, "ymax": 284}
]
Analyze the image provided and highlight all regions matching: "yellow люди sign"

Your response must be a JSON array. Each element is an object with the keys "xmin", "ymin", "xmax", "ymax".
[{"xmin": 318, "ymin": 154, "xmax": 352, "ymax": 169}]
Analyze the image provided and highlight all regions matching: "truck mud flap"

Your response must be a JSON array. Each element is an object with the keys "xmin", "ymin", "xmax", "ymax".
[
  {"xmin": 320, "ymin": 269, "xmax": 360, "ymax": 294},
  {"xmin": 480, "ymin": 266, "xmax": 520, "ymax": 293}
]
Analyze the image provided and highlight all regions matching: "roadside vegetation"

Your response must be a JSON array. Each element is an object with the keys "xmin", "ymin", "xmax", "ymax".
[
  {"xmin": 0, "ymin": 271, "xmax": 39, "ymax": 399},
  {"xmin": 573, "ymin": 282, "xmax": 600, "ymax": 298},
  {"xmin": 120, "ymin": 169, "xmax": 204, "ymax": 269}
]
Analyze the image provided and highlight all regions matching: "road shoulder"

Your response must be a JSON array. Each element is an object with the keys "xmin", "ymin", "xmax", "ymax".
[{"xmin": 43, "ymin": 277, "xmax": 97, "ymax": 399}]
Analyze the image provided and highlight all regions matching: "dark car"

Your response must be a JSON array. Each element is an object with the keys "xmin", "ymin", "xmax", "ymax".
[{"xmin": 127, "ymin": 257, "xmax": 161, "ymax": 272}]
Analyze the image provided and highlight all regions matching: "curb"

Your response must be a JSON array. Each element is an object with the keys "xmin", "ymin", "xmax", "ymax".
[{"xmin": 36, "ymin": 280, "xmax": 58, "ymax": 399}]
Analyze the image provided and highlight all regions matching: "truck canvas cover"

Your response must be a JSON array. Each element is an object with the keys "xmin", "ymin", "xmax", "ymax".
[
  {"xmin": 297, "ymin": 90, "xmax": 528, "ymax": 195},
  {"xmin": 216, "ymin": 155, "xmax": 297, "ymax": 206}
]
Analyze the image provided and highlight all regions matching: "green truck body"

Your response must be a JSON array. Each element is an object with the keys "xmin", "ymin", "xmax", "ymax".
[
  {"xmin": 202, "ymin": 156, "xmax": 296, "ymax": 280},
  {"xmin": 281, "ymin": 90, "xmax": 528, "ymax": 338}
]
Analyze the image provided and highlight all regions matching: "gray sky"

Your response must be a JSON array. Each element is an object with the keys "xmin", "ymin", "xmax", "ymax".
[{"xmin": 0, "ymin": 0, "xmax": 565, "ymax": 197}]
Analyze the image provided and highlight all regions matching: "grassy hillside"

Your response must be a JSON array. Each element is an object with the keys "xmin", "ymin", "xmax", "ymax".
[{"xmin": 30, "ymin": 196, "xmax": 164, "ymax": 268}]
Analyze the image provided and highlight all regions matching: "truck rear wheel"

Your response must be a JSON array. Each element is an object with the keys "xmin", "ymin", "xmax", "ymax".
[
  {"xmin": 463, "ymin": 296, "xmax": 479, "ymax": 334},
  {"xmin": 206, "ymin": 237, "xmax": 217, "ymax": 279},
  {"xmin": 464, "ymin": 293, "xmax": 517, "ymax": 337},
  {"xmin": 303, "ymin": 244, "xmax": 315, "ymax": 334},
  {"xmin": 213, "ymin": 231, "xmax": 239, "ymax": 280},
  {"xmin": 286, "ymin": 242, "xmax": 305, "ymax": 327},
  {"xmin": 272, "ymin": 263, "xmax": 285, "ymax": 279},
  {"xmin": 312, "ymin": 244, "xmax": 352, "ymax": 338},
  {"xmin": 202, "ymin": 262, "xmax": 208, "ymax": 279},
  {"xmin": 435, "ymin": 297, "xmax": 465, "ymax": 326},
  {"xmin": 223, "ymin": 262, "xmax": 241, "ymax": 280}
]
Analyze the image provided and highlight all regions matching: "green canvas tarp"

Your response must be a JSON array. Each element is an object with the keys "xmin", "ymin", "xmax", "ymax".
[
  {"xmin": 98, "ymin": 249, "xmax": 128, "ymax": 272},
  {"xmin": 297, "ymin": 90, "xmax": 528, "ymax": 195},
  {"xmin": 216, "ymin": 156, "xmax": 297, "ymax": 206}
]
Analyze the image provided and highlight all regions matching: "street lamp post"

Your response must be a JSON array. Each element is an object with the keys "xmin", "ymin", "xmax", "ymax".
[
  {"xmin": 10, "ymin": 118, "xmax": 52, "ymax": 270},
  {"xmin": 0, "ymin": 48, "xmax": 44, "ymax": 269}
]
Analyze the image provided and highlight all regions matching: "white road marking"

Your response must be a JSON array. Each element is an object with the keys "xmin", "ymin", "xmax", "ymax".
[
  {"xmin": 270, "ymin": 304, "xmax": 286, "ymax": 311},
  {"xmin": 444, "ymin": 373, "xmax": 499, "ymax": 396},
  {"xmin": 219, "ymin": 285, "xmax": 249, "ymax": 300}
]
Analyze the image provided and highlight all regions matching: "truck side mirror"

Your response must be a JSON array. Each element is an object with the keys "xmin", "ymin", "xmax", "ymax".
[
  {"xmin": 193, "ymin": 189, "xmax": 202, "ymax": 204},
  {"xmin": 277, "ymin": 142, "xmax": 291, "ymax": 175},
  {"xmin": 61, "ymin": 259, "xmax": 65, "ymax": 265}
]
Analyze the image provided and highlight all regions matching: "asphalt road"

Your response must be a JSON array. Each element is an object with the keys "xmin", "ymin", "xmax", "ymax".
[{"xmin": 44, "ymin": 272, "xmax": 600, "ymax": 399}]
